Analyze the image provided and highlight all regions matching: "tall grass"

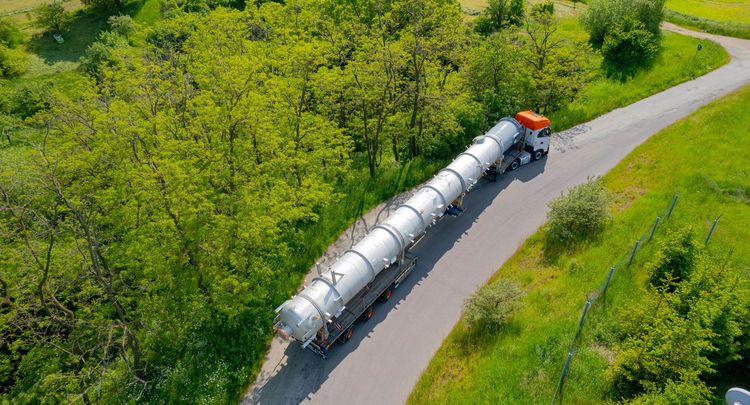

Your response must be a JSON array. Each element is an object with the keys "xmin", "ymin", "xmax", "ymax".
[
  {"xmin": 666, "ymin": 10, "xmax": 750, "ymax": 39},
  {"xmin": 666, "ymin": 0, "xmax": 750, "ymax": 25},
  {"xmin": 409, "ymin": 84, "xmax": 750, "ymax": 404}
]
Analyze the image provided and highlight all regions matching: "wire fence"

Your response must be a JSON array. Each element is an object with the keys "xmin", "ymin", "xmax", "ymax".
[{"xmin": 549, "ymin": 191, "xmax": 724, "ymax": 404}]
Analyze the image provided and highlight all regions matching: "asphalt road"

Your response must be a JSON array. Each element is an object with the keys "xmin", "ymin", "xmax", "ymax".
[{"xmin": 242, "ymin": 25, "xmax": 750, "ymax": 405}]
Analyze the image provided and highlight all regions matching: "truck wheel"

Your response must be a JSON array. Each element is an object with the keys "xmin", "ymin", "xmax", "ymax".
[
  {"xmin": 509, "ymin": 158, "xmax": 520, "ymax": 171},
  {"xmin": 379, "ymin": 288, "xmax": 393, "ymax": 302},
  {"xmin": 341, "ymin": 327, "xmax": 353, "ymax": 343},
  {"xmin": 533, "ymin": 149, "xmax": 544, "ymax": 161},
  {"xmin": 359, "ymin": 307, "xmax": 373, "ymax": 322}
]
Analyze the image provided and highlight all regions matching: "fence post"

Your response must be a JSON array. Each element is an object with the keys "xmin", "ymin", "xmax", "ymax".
[
  {"xmin": 575, "ymin": 298, "xmax": 592, "ymax": 340},
  {"xmin": 602, "ymin": 266, "xmax": 616, "ymax": 297},
  {"xmin": 551, "ymin": 351, "xmax": 574, "ymax": 405},
  {"xmin": 648, "ymin": 216, "xmax": 661, "ymax": 241},
  {"xmin": 667, "ymin": 192, "xmax": 679, "ymax": 218},
  {"xmin": 628, "ymin": 239, "xmax": 640, "ymax": 267},
  {"xmin": 705, "ymin": 217, "xmax": 720, "ymax": 245}
]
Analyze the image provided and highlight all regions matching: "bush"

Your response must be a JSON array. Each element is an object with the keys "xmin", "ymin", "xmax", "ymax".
[
  {"xmin": 0, "ymin": 18, "xmax": 26, "ymax": 49},
  {"xmin": 581, "ymin": 0, "xmax": 665, "ymax": 47},
  {"xmin": 531, "ymin": 1, "xmax": 554, "ymax": 17},
  {"xmin": 545, "ymin": 177, "xmax": 610, "ymax": 246},
  {"xmin": 0, "ymin": 45, "xmax": 28, "ymax": 78},
  {"xmin": 108, "ymin": 15, "xmax": 136, "ymax": 39},
  {"xmin": 33, "ymin": 1, "xmax": 72, "ymax": 33},
  {"xmin": 602, "ymin": 16, "xmax": 659, "ymax": 71},
  {"xmin": 475, "ymin": 0, "xmax": 525, "ymax": 34},
  {"xmin": 81, "ymin": 31, "xmax": 129, "ymax": 79},
  {"xmin": 647, "ymin": 227, "xmax": 700, "ymax": 289},
  {"xmin": 463, "ymin": 279, "xmax": 524, "ymax": 331}
]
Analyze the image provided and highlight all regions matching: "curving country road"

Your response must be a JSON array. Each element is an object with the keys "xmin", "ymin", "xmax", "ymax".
[{"xmin": 242, "ymin": 25, "xmax": 750, "ymax": 405}]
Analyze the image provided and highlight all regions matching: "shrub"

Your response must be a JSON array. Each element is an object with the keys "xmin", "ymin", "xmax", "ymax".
[
  {"xmin": 108, "ymin": 15, "xmax": 136, "ymax": 39},
  {"xmin": 33, "ymin": 1, "xmax": 72, "ymax": 33},
  {"xmin": 531, "ymin": 1, "xmax": 554, "ymax": 17},
  {"xmin": 0, "ymin": 18, "xmax": 26, "ymax": 49},
  {"xmin": 581, "ymin": 0, "xmax": 665, "ymax": 47},
  {"xmin": 81, "ymin": 31, "xmax": 129, "ymax": 79},
  {"xmin": 475, "ymin": 0, "xmax": 525, "ymax": 34},
  {"xmin": 463, "ymin": 279, "xmax": 524, "ymax": 331},
  {"xmin": 602, "ymin": 16, "xmax": 660, "ymax": 71},
  {"xmin": 0, "ymin": 45, "xmax": 28, "ymax": 78},
  {"xmin": 647, "ymin": 227, "xmax": 700, "ymax": 289},
  {"xmin": 545, "ymin": 177, "xmax": 610, "ymax": 246}
]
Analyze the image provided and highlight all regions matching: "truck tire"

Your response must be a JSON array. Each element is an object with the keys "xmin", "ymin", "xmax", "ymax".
[
  {"xmin": 341, "ymin": 327, "xmax": 353, "ymax": 343},
  {"xmin": 359, "ymin": 307, "xmax": 373, "ymax": 322},
  {"xmin": 509, "ymin": 158, "xmax": 520, "ymax": 171},
  {"xmin": 379, "ymin": 288, "xmax": 393, "ymax": 302},
  {"xmin": 533, "ymin": 149, "xmax": 544, "ymax": 161}
]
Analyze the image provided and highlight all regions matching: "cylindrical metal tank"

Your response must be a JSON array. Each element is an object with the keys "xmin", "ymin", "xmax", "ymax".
[{"xmin": 276, "ymin": 118, "xmax": 522, "ymax": 342}]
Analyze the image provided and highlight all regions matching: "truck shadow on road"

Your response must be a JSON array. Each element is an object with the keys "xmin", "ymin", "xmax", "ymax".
[{"xmin": 245, "ymin": 158, "xmax": 548, "ymax": 404}]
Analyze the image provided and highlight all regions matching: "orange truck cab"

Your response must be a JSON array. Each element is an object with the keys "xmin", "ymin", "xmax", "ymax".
[{"xmin": 515, "ymin": 110, "xmax": 551, "ymax": 161}]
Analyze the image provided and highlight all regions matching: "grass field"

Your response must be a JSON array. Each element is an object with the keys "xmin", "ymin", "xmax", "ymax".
[
  {"xmin": 0, "ymin": 0, "xmax": 84, "ymax": 28},
  {"xmin": 667, "ymin": 0, "xmax": 750, "ymax": 24},
  {"xmin": 664, "ymin": 0, "xmax": 750, "ymax": 38},
  {"xmin": 409, "ymin": 83, "xmax": 750, "ymax": 404}
]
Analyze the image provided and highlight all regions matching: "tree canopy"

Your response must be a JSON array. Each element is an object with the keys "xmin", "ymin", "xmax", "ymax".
[{"xmin": 0, "ymin": 0, "xmax": 597, "ymax": 402}]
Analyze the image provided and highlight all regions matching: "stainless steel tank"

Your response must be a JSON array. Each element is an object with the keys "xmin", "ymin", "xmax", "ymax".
[{"xmin": 276, "ymin": 118, "xmax": 522, "ymax": 343}]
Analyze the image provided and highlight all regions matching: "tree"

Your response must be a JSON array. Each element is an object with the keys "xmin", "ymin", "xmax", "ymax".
[
  {"xmin": 477, "ymin": 0, "xmax": 525, "ymax": 33},
  {"xmin": 81, "ymin": 30, "xmax": 129, "ymax": 79},
  {"xmin": 580, "ymin": 0, "xmax": 665, "ymax": 47},
  {"xmin": 108, "ymin": 15, "xmax": 136, "ymax": 39},
  {"xmin": 602, "ymin": 16, "xmax": 660, "ymax": 71},
  {"xmin": 463, "ymin": 32, "xmax": 532, "ymax": 123},
  {"xmin": 0, "ymin": 45, "xmax": 28, "ymax": 78},
  {"xmin": 0, "ymin": 18, "xmax": 26, "ymax": 49},
  {"xmin": 33, "ymin": 1, "xmax": 72, "ymax": 33},
  {"xmin": 522, "ymin": 2, "xmax": 593, "ymax": 113},
  {"xmin": 648, "ymin": 227, "xmax": 700, "ymax": 289},
  {"xmin": 608, "ymin": 232, "xmax": 748, "ymax": 400}
]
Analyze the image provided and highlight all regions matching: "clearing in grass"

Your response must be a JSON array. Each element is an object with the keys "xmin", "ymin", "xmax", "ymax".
[{"xmin": 408, "ymin": 84, "xmax": 750, "ymax": 404}]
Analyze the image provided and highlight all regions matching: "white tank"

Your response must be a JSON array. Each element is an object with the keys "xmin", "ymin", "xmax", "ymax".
[{"xmin": 276, "ymin": 118, "xmax": 522, "ymax": 342}]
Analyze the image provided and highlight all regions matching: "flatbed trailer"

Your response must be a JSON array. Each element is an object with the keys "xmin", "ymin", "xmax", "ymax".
[
  {"xmin": 274, "ymin": 111, "xmax": 552, "ymax": 359},
  {"xmin": 305, "ymin": 252, "xmax": 418, "ymax": 359}
]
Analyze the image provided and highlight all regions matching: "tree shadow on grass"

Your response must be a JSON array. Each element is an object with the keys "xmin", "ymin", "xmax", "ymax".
[
  {"xmin": 27, "ymin": 0, "xmax": 152, "ymax": 66},
  {"xmin": 28, "ymin": 10, "xmax": 108, "ymax": 65}
]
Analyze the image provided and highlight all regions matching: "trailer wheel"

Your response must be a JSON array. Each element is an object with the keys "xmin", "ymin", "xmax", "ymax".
[
  {"xmin": 379, "ymin": 288, "xmax": 393, "ymax": 302},
  {"xmin": 359, "ymin": 307, "xmax": 373, "ymax": 322},
  {"xmin": 509, "ymin": 158, "xmax": 520, "ymax": 171},
  {"xmin": 341, "ymin": 327, "xmax": 353, "ymax": 343},
  {"xmin": 533, "ymin": 149, "xmax": 544, "ymax": 161}
]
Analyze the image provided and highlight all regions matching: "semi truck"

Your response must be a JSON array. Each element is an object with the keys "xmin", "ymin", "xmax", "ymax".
[{"xmin": 274, "ymin": 111, "xmax": 552, "ymax": 359}]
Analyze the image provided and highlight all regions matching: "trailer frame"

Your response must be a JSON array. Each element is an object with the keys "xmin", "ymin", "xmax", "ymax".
[{"xmin": 304, "ymin": 251, "xmax": 418, "ymax": 359}]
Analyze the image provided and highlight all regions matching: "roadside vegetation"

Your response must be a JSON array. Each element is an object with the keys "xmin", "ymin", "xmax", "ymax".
[
  {"xmin": 409, "ymin": 82, "xmax": 750, "ymax": 405},
  {"xmin": 0, "ymin": 0, "xmax": 731, "ymax": 404},
  {"xmin": 665, "ymin": 0, "xmax": 750, "ymax": 39}
]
